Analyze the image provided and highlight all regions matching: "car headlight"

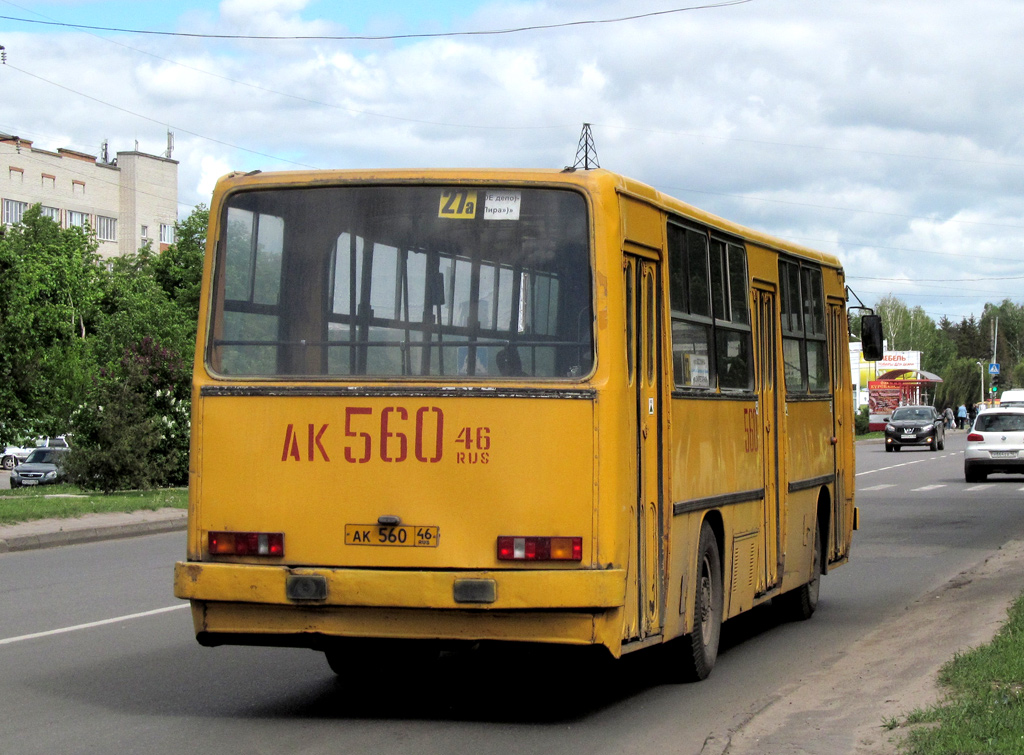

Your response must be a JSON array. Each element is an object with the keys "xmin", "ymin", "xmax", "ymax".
[
  {"xmin": 885, "ymin": 424, "xmax": 895, "ymax": 432},
  {"xmin": 922, "ymin": 423, "xmax": 934, "ymax": 432},
  {"xmin": 44, "ymin": 470, "xmax": 57, "ymax": 480}
]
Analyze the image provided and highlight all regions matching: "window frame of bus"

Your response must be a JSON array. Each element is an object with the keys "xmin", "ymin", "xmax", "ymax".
[
  {"xmin": 778, "ymin": 256, "xmax": 829, "ymax": 394},
  {"xmin": 206, "ymin": 184, "xmax": 596, "ymax": 381},
  {"xmin": 668, "ymin": 221, "xmax": 753, "ymax": 394}
]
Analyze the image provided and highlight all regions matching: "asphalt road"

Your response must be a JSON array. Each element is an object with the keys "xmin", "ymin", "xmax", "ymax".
[{"xmin": 1, "ymin": 433, "xmax": 1022, "ymax": 755}]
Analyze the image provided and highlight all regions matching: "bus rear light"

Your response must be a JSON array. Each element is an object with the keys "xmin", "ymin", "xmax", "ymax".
[
  {"xmin": 497, "ymin": 536, "xmax": 582, "ymax": 561},
  {"xmin": 209, "ymin": 531, "xmax": 284, "ymax": 557}
]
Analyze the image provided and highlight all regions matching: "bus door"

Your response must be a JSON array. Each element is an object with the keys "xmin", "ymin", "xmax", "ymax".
[
  {"xmin": 624, "ymin": 255, "xmax": 664, "ymax": 641},
  {"xmin": 753, "ymin": 285, "xmax": 781, "ymax": 591},
  {"xmin": 827, "ymin": 301, "xmax": 849, "ymax": 559}
]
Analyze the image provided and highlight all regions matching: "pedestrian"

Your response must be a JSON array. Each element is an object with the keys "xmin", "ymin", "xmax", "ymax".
[
  {"xmin": 943, "ymin": 406, "xmax": 955, "ymax": 430},
  {"xmin": 957, "ymin": 403, "xmax": 967, "ymax": 430}
]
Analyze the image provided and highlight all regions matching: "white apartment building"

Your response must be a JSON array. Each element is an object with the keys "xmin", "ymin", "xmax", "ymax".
[{"xmin": 0, "ymin": 133, "xmax": 178, "ymax": 258}]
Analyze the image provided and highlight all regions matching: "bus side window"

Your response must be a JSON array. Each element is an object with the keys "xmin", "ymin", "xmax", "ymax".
[{"xmin": 668, "ymin": 224, "xmax": 712, "ymax": 389}]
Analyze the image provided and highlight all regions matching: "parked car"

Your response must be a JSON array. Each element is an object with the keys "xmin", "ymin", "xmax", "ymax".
[
  {"xmin": 884, "ymin": 405, "xmax": 946, "ymax": 452},
  {"xmin": 964, "ymin": 408, "xmax": 1024, "ymax": 482},
  {"xmin": 9, "ymin": 447, "xmax": 71, "ymax": 487},
  {"xmin": 2, "ymin": 436, "xmax": 70, "ymax": 470}
]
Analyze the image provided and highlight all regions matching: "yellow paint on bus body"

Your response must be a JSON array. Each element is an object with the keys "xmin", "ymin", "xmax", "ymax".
[{"xmin": 176, "ymin": 167, "xmax": 858, "ymax": 664}]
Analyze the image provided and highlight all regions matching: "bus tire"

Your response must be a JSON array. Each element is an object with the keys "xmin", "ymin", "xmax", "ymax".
[
  {"xmin": 678, "ymin": 522, "xmax": 723, "ymax": 681},
  {"xmin": 778, "ymin": 522, "xmax": 821, "ymax": 621}
]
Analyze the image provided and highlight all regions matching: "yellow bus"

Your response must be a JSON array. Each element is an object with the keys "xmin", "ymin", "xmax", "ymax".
[{"xmin": 174, "ymin": 168, "xmax": 881, "ymax": 679}]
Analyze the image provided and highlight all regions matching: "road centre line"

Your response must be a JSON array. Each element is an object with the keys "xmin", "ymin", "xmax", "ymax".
[
  {"xmin": 0, "ymin": 604, "xmax": 189, "ymax": 647},
  {"xmin": 857, "ymin": 458, "xmax": 932, "ymax": 476},
  {"xmin": 913, "ymin": 484, "xmax": 946, "ymax": 491}
]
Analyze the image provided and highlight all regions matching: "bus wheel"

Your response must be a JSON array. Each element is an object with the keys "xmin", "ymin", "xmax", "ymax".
[
  {"xmin": 678, "ymin": 522, "xmax": 723, "ymax": 681},
  {"xmin": 778, "ymin": 523, "xmax": 821, "ymax": 621}
]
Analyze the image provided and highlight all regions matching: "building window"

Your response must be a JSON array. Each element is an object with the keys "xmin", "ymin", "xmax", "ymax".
[
  {"xmin": 2, "ymin": 198, "xmax": 28, "ymax": 225},
  {"xmin": 160, "ymin": 223, "xmax": 174, "ymax": 244},
  {"xmin": 72, "ymin": 180, "xmax": 85, "ymax": 196},
  {"xmin": 42, "ymin": 174, "xmax": 56, "ymax": 189},
  {"xmin": 67, "ymin": 210, "xmax": 87, "ymax": 228},
  {"xmin": 97, "ymin": 215, "xmax": 117, "ymax": 242},
  {"xmin": 9, "ymin": 167, "xmax": 24, "ymax": 182},
  {"xmin": 141, "ymin": 225, "xmax": 149, "ymax": 240},
  {"xmin": 40, "ymin": 206, "xmax": 60, "ymax": 222}
]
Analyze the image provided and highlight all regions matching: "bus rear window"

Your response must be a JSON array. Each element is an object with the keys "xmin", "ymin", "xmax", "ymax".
[{"xmin": 209, "ymin": 186, "xmax": 593, "ymax": 380}]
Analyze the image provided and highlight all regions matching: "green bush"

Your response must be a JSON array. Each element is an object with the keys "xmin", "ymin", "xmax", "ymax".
[
  {"xmin": 855, "ymin": 405, "xmax": 870, "ymax": 435},
  {"xmin": 65, "ymin": 338, "xmax": 190, "ymax": 493}
]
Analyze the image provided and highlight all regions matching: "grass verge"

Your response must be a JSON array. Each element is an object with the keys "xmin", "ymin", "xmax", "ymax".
[
  {"xmin": 0, "ymin": 484, "xmax": 186, "ymax": 525},
  {"xmin": 896, "ymin": 592, "xmax": 1024, "ymax": 753},
  {"xmin": 857, "ymin": 431, "xmax": 885, "ymax": 440}
]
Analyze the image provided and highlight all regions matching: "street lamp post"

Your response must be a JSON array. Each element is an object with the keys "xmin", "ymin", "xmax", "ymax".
[{"xmin": 977, "ymin": 361, "xmax": 985, "ymax": 405}]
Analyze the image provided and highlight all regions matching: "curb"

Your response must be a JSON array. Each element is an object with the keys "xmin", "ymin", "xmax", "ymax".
[{"xmin": 0, "ymin": 515, "xmax": 186, "ymax": 553}]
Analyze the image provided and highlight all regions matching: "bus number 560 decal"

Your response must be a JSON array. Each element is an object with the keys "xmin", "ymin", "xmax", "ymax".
[{"xmin": 280, "ymin": 407, "xmax": 491, "ymax": 464}]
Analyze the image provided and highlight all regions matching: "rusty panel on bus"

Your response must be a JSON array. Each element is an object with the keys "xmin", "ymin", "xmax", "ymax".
[{"xmin": 196, "ymin": 393, "xmax": 595, "ymax": 568}]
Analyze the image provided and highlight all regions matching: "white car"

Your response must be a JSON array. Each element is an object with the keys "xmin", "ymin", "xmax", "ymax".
[
  {"xmin": 965, "ymin": 408, "xmax": 1024, "ymax": 482},
  {"xmin": 1, "ymin": 436, "xmax": 70, "ymax": 470}
]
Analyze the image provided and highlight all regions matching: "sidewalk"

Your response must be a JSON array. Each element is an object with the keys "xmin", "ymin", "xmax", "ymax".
[
  {"xmin": 0, "ymin": 507, "xmax": 187, "ymax": 553},
  {"xmin": 715, "ymin": 539, "xmax": 1024, "ymax": 755}
]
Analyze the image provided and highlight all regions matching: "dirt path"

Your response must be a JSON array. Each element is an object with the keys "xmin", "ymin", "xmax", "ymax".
[{"xmin": 706, "ymin": 540, "xmax": 1024, "ymax": 755}]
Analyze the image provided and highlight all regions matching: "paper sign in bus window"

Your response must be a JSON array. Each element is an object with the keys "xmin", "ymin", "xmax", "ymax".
[{"xmin": 484, "ymin": 190, "xmax": 521, "ymax": 220}]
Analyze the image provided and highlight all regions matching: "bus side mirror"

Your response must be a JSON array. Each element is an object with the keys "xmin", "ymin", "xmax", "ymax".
[{"xmin": 861, "ymin": 314, "xmax": 883, "ymax": 361}]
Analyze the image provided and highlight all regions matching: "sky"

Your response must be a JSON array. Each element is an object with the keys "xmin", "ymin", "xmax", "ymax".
[{"xmin": 1, "ymin": 0, "xmax": 1023, "ymax": 324}]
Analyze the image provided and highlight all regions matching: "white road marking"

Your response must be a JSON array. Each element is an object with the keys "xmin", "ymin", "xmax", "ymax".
[
  {"xmin": 913, "ymin": 484, "xmax": 946, "ymax": 491},
  {"xmin": 0, "ymin": 604, "xmax": 189, "ymax": 647},
  {"xmin": 860, "ymin": 484, "xmax": 897, "ymax": 491},
  {"xmin": 964, "ymin": 485, "xmax": 993, "ymax": 492},
  {"xmin": 858, "ymin": 458, "xmax": 932, "ymax": 476}
]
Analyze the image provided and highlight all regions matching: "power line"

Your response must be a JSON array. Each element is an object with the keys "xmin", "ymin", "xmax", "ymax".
[
  {"xmin": 3, "ymin": 63, "xmax": 318, "ymax": 170},
  {"xmin": 666, "ymin": 184, "xmax": 1024, "ymax": 231},
  {"xmin": 782, "ymin": 234, "xmax": 1024, "ymax": 265},
  {"xmin": 601, "ymin": 122, "xmax": 1024, "ymax": 171},
  {"xmin": 851, "ymin": 275, "xmax": 1024, "ymax": 283},
  {"xmin": 0, "ymin": 2, "xmax": 754, "ymax": 41}
]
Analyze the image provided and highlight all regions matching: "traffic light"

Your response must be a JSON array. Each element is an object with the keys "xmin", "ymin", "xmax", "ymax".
[{"xmin": 993, "ymin": 373, "xmax": 1002, "ymax": 393}]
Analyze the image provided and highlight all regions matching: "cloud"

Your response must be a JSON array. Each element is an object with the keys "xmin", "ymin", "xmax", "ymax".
[{"xmin": 3, "ymin": 0, "xmax": 1024, "ymax": 321}]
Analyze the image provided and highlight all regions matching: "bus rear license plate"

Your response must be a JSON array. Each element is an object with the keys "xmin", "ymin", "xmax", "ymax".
[{"xmin": 345, "ymin": 525, "xmax": 440, "ymax": 547}]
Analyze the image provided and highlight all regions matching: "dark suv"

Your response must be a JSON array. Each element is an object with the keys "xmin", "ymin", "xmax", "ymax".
[{"xmin": 884, "ymin": 405, "xmax": 946, "ymax": 452}]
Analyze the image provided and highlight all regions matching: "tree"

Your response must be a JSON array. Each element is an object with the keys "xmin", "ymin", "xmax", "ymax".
[
  {"xmin": 67, "ymin": 207, "xmax": 207, "ymax": 491},
  {"xmin": 66, "ymin": 337, "xmax": 191, "ymax": 492},
  {"xmin": 0, "ymin": 206, "xmax": 100, "ymax": 444},
  {"xmin": 152, "ymin": 203, "xmax": 207, "ymax": 315}
]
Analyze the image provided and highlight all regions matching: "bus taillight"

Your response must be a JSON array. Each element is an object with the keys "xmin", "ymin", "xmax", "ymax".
[
  {"xmin": 209, "ymin": 531, "xmax": 284, "ymax": 557},
  {"xmin": 497, "ymin": 536, "xmax": 582, "ymax": 561}
]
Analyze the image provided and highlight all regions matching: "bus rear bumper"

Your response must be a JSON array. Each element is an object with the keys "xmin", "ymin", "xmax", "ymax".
[
  {"xmin": 174, "ymin": 561, "xmax": 626, "ymax": 649},
  {"xmin": 174, "ymin": 561, "xmax": 625, "ymax": 610}
]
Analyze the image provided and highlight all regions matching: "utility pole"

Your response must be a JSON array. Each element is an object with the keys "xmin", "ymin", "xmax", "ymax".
[
  {"xmin": 571, "ymin": 123, "xmax": 600, "ymax": 170},
  {"xmin": 993, "ymin": 316, "xmax": 999, "ymax": 370}
]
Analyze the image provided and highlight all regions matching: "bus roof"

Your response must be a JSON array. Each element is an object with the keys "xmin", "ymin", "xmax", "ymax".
[{"xmin": 212, "ymin": 167, "xmax": 844, "ymax": 271}]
